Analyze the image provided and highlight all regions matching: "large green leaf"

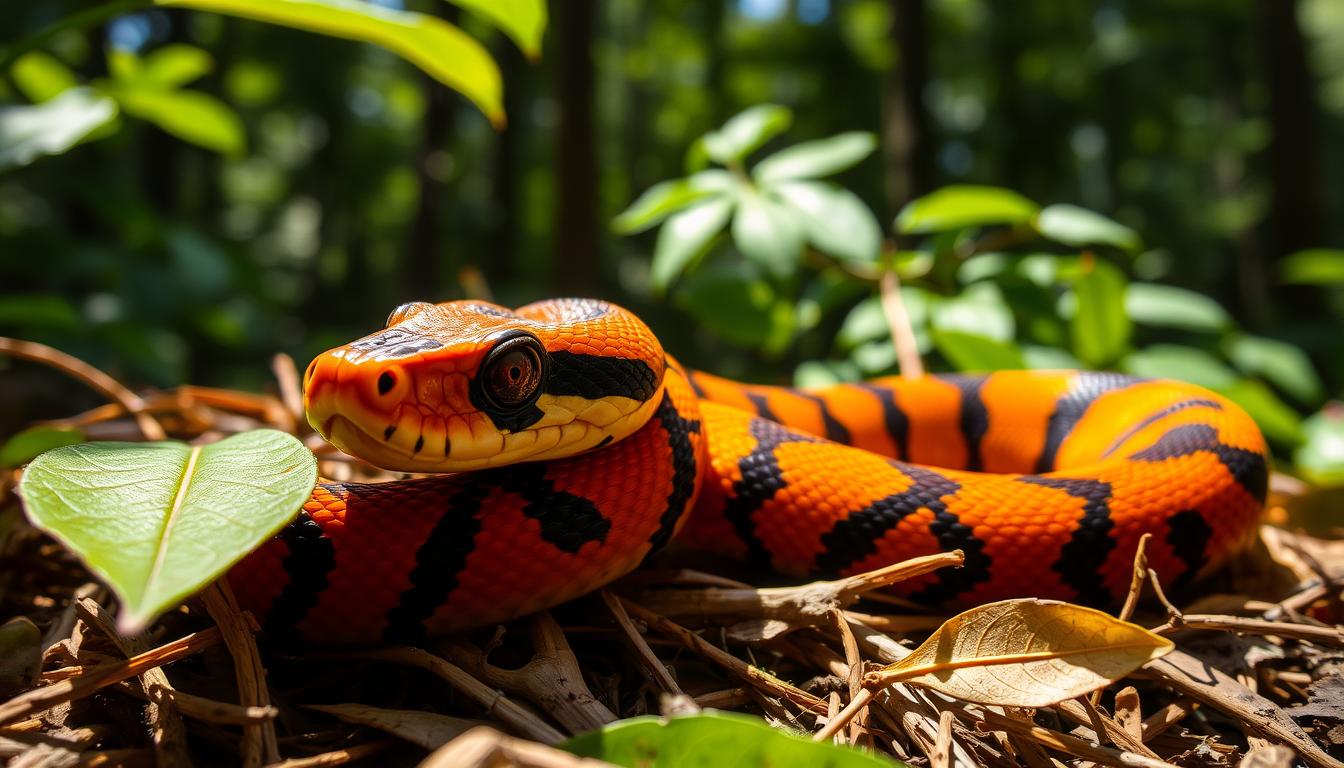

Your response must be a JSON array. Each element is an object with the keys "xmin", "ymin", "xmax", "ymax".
[
  {"xmin": 444, "ymin": 0, "xmax": 547, "ymax": 58},
  {"xmin": 562, "ymin": 711, "xmax": 897, "ymax": 768},
  {"xmin": 1125, "ymin": 283, "xmax": 1231, "ymax": 332},
  {"xmin": 1121, "ymin": 345, "xmax": 1237, "ymax": 389},
  {"xmin": 931, "ymin": 283, "xmax": 1015, "ymax": 341},
  {"xmin": 1223, "ymin": 334, "xmax": 1324, "ymax": 406},
  {"xmin": 731, "ymin": 190, "xmax": 805, "ymax": 277},
  {"xmin": 895, "ymin": 185, "xmax": 1039, "ymax": 234},
  {"xmin": 1035, "ymin": 204, "xmax": 1141, "ymax": 254},
  {"xmin": 0, "ymin": 88, "xmax": 118, "ymax": 172},
  {"xmin": 155, "ymin": 0, "xmax": 504, "ymax": 125},
  {"xmin": 111, "ymin": 86, "xmax": 245, "ymax": 155},
  {"xmin": 613, "ymin": 170, "xmax": 734, "ymax": 234},
  {"xmin": 138, "ymin": 44, "xmax": 215, "ymax": 88},
  {"xmin": 18, "ymin": 430, "xmax": 316, "ymax": 632},
  {"xmin": 773, "ymin": 180, "xmax": 882, "ymax": 264},
  {"xmin": 1295, "ymin": 409, "xmax": 1344, "ymax": 487},
  {"xmin": 702, "ymin": 104, "xmax": 792, "ymax": 164},
  {"xmin": 675, "ymin": 267, "xmax": 791, "ymax": 350},
  {"xmin": 753, "ymin": 131, "xmax": 877, "ymax": 183},
  {"xmin": 1280, "ymin": 249, "xmax": 1344, "ymax": 285},
  {"xmin": 11, "ymin": 52, "xmax": 78, "ymax": 102},
  {"xmin": 1071, "ymin": 259, "xmax": 1131, "ymax": 367},
  {"xmin": 1217, "ymin": 379, "xmax": 1304, "ymax": 447},
  {"xmin": 650, "ymin": 196, "xmax": 734, "ymax": 291},
  {"xmin": 0, "ymin": 427, "xmax": 84, "ymax": 469},
  {"xmin": 933, "ymin": 329, "xmax": 1027, "ymax": 372}
]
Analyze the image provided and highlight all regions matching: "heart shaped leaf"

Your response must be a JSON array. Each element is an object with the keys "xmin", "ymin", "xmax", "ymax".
[
  {"xmin": 867, "ymin": 598, "xmax": 1173, "ymax": 708},
  {"xmin": 18, "ymin": 429, "xmax": 316, "ymax": 634}
]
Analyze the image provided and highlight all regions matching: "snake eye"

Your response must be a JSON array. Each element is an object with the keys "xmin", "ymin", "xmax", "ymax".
[
  {"xmin": 480, "ymin": 335, "xmax": 545, "ymax": 411},
  {"xmin": 386, "ymin": 301, "xmax": 432, "ymax": 328}
]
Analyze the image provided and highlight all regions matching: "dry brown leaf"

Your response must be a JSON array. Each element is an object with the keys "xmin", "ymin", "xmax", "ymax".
[
  {"xmin": 865, "ymin": 598, "xmax": 1173, "ymax": 707},
  {"xmin": 306, "ymin": 703, "xmax": 482, "ymax": 750}
]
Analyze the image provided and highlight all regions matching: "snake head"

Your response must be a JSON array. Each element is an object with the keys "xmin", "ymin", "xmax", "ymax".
[{"xmin": 303, "ymin": 299, "xmax": 667, "ymax": 472}]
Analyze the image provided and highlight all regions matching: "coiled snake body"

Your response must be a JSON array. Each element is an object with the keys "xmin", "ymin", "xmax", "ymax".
[{"xmin": 229, "ymin": 299, "xmax": 1268, "ymax": 645}]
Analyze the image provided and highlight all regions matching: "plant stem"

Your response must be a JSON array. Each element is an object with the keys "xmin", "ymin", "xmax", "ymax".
[{"xmin": 0, "ymin": 0, "xmax": 154, "ymax": 73}]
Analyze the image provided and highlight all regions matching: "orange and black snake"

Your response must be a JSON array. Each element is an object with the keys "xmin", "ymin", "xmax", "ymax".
[{"xmin": 228, "ymin": 298, "xmax": 1268, "ymax": 645}]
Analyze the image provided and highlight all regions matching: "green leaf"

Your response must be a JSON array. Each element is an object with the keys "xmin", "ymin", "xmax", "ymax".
[
  {"xmin": 650, "ymin": 196, "xmax": 734, "ymax": 292},
  {"xmin": 895, "ymin": 185, "xmax": 1039, "ymax": 234},
  {"xmin": 443, "ymin": 0, "xmax": 547, "ymax": 57},
  {"xmin": 794, "ymin": 360, "xmax": 861, "ymax": 388},
  {"xmin": 1217, "ymin": 379, "xmax": 1304, "ymax": 447},
  {"xmin": 1280, "ymin": 249, "xmax": 1344, "ymax": 285},
  {"xmin": 702, "ymin": 104, "xmax": 792, "ymax": 164},
  {"xmin": 931, "ymin": 283, "xmax": 1015, "ymax": 341},
  {"xmin": 675, "ymin": 267, "xmax": 789, "ymax": 349},
  {"xmin": 1071, "ymin": 258, "xmax": 1131, "ymax": 367},
  {"xmin": 1124, "ymin": 283, "xmax": 1231, "ymax": 332},
  {"xmin": 0, "ymin": 294, "xmax": 80, "ymax": 330},
  {"xmin": 773, "ymin": 181, "xmax": 882, "ymax": 264},
  {"xmin": 139, "ymin": 44, "xmax": 214, "ymax": 88},
  {"xmin": 613, "ymin": 170, "xmax": 733, "ymax": 234},
  {"xmin": 111, "ymin": 86, "xmax": 245, "ymax": 155},
  {"xmin": 1295, "ymin": 408, "xmax": 1344, "ymax": 487},
  {"xmin": 561, "ymin": 711, "xmax": 896, "ymax": 768},
  {"xmin": 1121, "ymin": 345, "xmax": 1238, "ymax": 389},
  {"xmin": 18, "ymin": 430, "xmax": 316, "ymax": 633},
  {"xmin": 933, "ymin": 329, "xmax": 1027, "ymax": 372},
  {"xmin": 731, "ymin": 191, "xmax": 805, "ymax": 277},
  {"xmin": 1022, "ymin": 345, "xmax": 1083, "ymax": 370},
  {"xmin": 1035, "ymin": 204, "xmax": 1141, "ymax": 253},
  {"xmin": 1223, "ymin": 334, "xmax": 1324, "ymax": 406},
  {"xmin": 0, "ymin": 427, "xmax": 84, "ymax": 469},
  {"xmin": 753, "ymin": 131, "xmax": 877, "ymax": 183},
  {"xmin": 839, "ymin": 292, "xmax": 932, "ymax": 352},
  {"xmin": 0, "ymin": 88, "xmax": 119, "ymax": 172},
  {"xmin": 12, "ymin": 52, "xmax": 78, "ymax": 102},
  {"xmin": 154, "ymin": 0, "xmax": 504, "ymax": 126}
]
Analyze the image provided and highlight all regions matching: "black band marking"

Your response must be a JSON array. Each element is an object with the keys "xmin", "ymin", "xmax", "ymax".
[
  {"xmin": 854, "ymin": 382, "xmax": 910, "ymax": 459},
  {"xmin": 491, "ymin": 463, "xmax": 612, "ymax": 553},
  {"xmin": 1166, "ymin": 509, "xmax": 1213, "ymax": 592},
  {"xmin": 1019, "ymin": 475, "xmax": 1116, "ymax": 605},
  {"xmin": 1101, "ymin": 399, "xmax": 1223, "ymax": 458},
  {"xmin": 545, "ymin": 351, "xmax": 660, "ymax": 402},
  {"xmin": 687, "ymin": 372, "xmax": 709, "ymax": 399},
  {"xmin": 1036, "ymin": 373, "xmax": 1134, "ymax": 472},
  {"xmin": 1128, "ymin": 423, "xmax": 1268, "ymax": 501},
  {"xmin": 945, "ymin": 375, "xmax": 989, "ymax": 472},
  {"xmin": 264, "ymin": 508, "xmax": 338, "ymax": 644},
  {"xmin": 745, "ymin": 392, "xmax": 778, "ymax": 423},
  {"xmin": 796, "ymin": 392, "xmax": 852, "ymax": 445},
  {"xmin": 383, "ymin": 482, "xmax": 489, "ymax": 643},
  {"xmin": 643, "ymin": 392, "xmax": 703, "ymax": 558},
  {"xmin": 721, "ymin": 418, "xmax": 823, "ymax": 570}
]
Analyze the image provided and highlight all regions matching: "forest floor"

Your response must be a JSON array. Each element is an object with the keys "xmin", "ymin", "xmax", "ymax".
[{"xmin": 1, "ymin": 350, "xmax": 1342, "ymax": 768}]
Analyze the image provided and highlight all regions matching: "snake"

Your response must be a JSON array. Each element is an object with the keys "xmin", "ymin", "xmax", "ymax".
[{"xmin": 228, "ymin": 298, "xmax": 1268, "ymax": 645}]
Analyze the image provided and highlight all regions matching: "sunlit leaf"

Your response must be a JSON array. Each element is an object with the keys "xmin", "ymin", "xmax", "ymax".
[
  {"xmin": 1224, "ymin": 334, "xmax": 1324, "ymax": 405},
  {"xmin": 933, "ymin": 329, "xmax": 1026, "ymax": 372},
  {"xmin": 111, "ymin": 86, "xmax": 245, "ymax": 155},
  {"xmin": 442, "ymin": 0, "xmax": 547, "ymax": 58},
  {"xmin": 308, "ymin": 703, "xmax": 478, "ymax": 750},
  {"xmin": 139, "ymin": 44, "xmax": 214, "ymax": 88},
  {"xmin": 794, "ymin": 360, "xmax": 861, "ymax": 388},
  {"xmin": 563, "ymin": 711, "xmax": 893, "ymax": 768},
  {"xmin": 11, "ymin": 52, "xmax": 78, "ymax": 103},
  {"xmin": 18, "ymin": 430, "xmax": 316, "ymax": 632},
  {"xmin": 1071, "ymin": 258, "xmax": 1130, "ymax": 367},
  {"xmin": 0, "ymin": 427, "xmax": 85, "ymax": 469},
  {"xmin": 1022, "ymin": 345, "xmax": 1083, "ymax": 370},
  {"xmin": 0, "ymin": 88, "xmax": 119, "ymax": 172},
  {"xmin": 1125, "ymin": 283, "xmax": 1231, "ymax": 332},
  {"xmin": 753, "ymin": 131, "xmax": 877, "ymax": 183},
  {"xmin": 839, "ymin": 292, "xmax": 931, "ymax": 352},
  {"xmin": 732, "ymin": 191, "xmax": 805, "ymax": 277},
  {"xmin": 613, "ymin": 170, "xmax": 734, "ymax": 234},
  {"xmin": 773, "ymin": 180, "xmax": 882, "ymax": 264},
  {"xmin": 1295, "ymin": 408, "xmax": 1344, "ymax": 487},
  {"xmin": 650, "ymin": 196, "xmax": 733, "ymax": 291},
  {"xmin": 154, "ymin": 0, "xmax": 504, "ymax": 125},
  {"xmin": 1122, "ymin": 345, "xmax": 1237, "ymax": 389},
  {"xmin": 868, "ymin": 598, "xmax": 1173, "ymax": 707},
  {"xmin": 1035, "ymin": 204, "xmax": 1141, "ymax": 253},
  {"xmin": 1217, "ymin": 379, "xmax": 1304, "ymax": 447},
  {"xmin": 1280, "ymin": 249, "xmax": 1344, "ymax": 285},
  {"xmin": 895, "ymin": 185, "xmax": 1039, "ymax": 234},
  {"xmin": 931, "ymin": 283, "xmax": 1014, "ymax": 341},
  {"xmin": 702, "ymin": 104, "xmax": 792, "ymax": 164}
]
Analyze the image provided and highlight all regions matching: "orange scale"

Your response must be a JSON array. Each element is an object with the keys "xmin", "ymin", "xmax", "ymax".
[
  {"xmin": 898, "ymin": 378, "xmax": 969, "ymax": 468},
  {"xmin": 978, "ymin": 372, "xmax": 1071, "ymax": 473}
]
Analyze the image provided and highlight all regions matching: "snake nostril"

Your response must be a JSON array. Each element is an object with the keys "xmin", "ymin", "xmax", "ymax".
[{"xmin": 377, "ymin": 371, "xmax": 395, "ymax": 396}]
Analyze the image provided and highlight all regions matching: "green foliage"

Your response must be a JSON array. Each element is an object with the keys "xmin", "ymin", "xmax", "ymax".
[
  {"xmin": 1280, "ymin": 249, "xmax": 1344, "ymax": 285},
  {"xmin": 17, "ymin": 430, "xmax": 316, "ymax": 632},
  {"xmin": 0, "ymin": 88, "xmax": 118, "ymax": 171},
  {"xmin": 0, "ymin": 427, "xmax": 85, "ymax": 469},
  {"xmin": 1295, "ymin": 408, "xmax": 1344, "ymax": 487},
  {"xmin": 895, "ymin": 185, "xmax": 1038, "ymax": 234},
  {"xmin": 561, "ymin": 711, "xmax": 899, "ymax": 768}
]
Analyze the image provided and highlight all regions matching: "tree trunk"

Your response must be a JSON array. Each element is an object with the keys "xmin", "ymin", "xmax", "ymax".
[
  {"xmin": 883, "ymin": 0, "xmax": 933, "ymax": 217},
  {"xmin": 552, "ymin": 0, "xmax": 599, "ymax": 295}
]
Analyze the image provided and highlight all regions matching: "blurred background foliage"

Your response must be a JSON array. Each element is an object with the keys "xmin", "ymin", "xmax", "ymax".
[{"xmin": 3, "ymin": 0, "xmax": 1344, "ymax": 481}]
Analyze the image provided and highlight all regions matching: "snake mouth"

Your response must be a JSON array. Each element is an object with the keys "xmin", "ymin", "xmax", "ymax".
[{"xmin": 323, "ymin": 414, "xmax": 416, "ymax": 470}]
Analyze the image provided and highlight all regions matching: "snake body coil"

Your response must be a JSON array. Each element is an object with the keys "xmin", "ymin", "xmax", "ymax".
[{"xmin": 229, "ymin": 299, "xmax": 1267, "ymax": 645}]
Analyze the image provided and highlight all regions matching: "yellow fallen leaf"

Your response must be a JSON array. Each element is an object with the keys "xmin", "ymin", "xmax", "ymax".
[{"xmin": 865, "ymin": 598, "xmax": 1173, "ymax": 707}]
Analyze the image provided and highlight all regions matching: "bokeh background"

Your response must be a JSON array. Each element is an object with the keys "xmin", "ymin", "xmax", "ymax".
[{"xmin": 4, "ymin": 0, "xmax": 1344, "ymax": 473}]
